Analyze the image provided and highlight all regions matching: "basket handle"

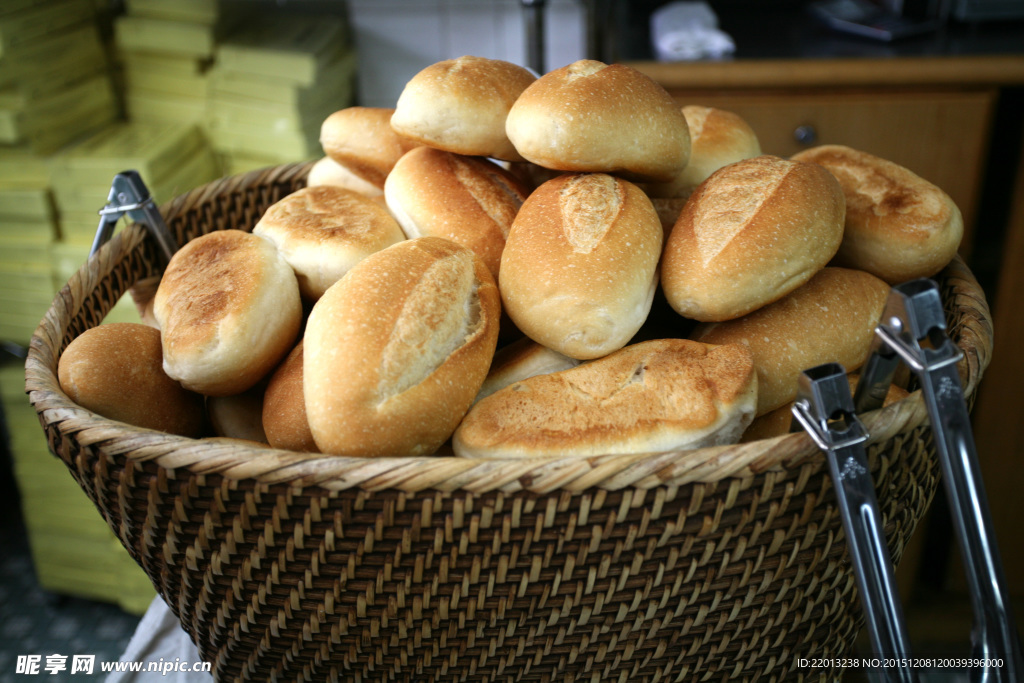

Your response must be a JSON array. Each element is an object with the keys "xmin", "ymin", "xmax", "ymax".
[{"xmin": 91, "ymin": 170, "xmax": 178, "ymax": 265}]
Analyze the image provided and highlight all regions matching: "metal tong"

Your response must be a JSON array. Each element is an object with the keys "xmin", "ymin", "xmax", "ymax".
[
  {"xmin": 853, "ymin": 278, "xmax": 1023, "ymax": 683},
  {"xmin": 791, "ymin": 362, "xmax": 916, "ymax": 683},
  {"xmin": 92, "ymin": 170, "xmax": 176, "ymax": 263}
]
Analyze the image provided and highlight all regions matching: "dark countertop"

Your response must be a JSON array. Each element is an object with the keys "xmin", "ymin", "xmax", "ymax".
[{"xmin": 610, "ymin": 1, "xmax": 1024, "ymax": 64}]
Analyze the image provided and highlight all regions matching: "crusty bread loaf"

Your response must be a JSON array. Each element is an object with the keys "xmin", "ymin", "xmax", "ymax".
[
  {"xmin": 207, "ymin": 384, "xmax": 269, "ymax": 444},
  {"xmin": 254, "ymin": 185, "xmax": 406, "ymax": 300},
  {"xmin": 262, "ymin": 341, "xmax": 317, "ymax": 452},
  {"xmin": 319, "ymin": 106, "xmax": 420, "ymax": 189},
  {"xmin": 642, "ymin": 105, "xmax": 761, "ymax": 199},
  {"xmin": 306, "ymin": 156, "xmax": 384, "ymax": 197},
  {"xmin": 473, "ymin": 336, "xmax": 581, "ymax": 405},
  {"xmin": 661, "ymin": 155, "xmax": 846, "ymax": 322},
  {"xmin": 390, "ymin": 55, "xmax": 536, "ymax": 162},
  {"xmin": 740, "ymin": 372, "xmax": 910, "ymax": 442},
  {"xmin": 385, "ymin": 146, "xmax": 530, "ymax": 281},
  {"xmin": 58, "ymin": 323, "xmax": 205, "ymax": 437},
  {"xmin": 499, "ymin": 173, "xmax": 664, "ymax": 360},
  {"xmin": 154, "ymin": 229, "xmax": 303, "ymax": 397},
  {"xmin": 505, "ymin": 60, "xmax": 690, "ymax": 183},
  {"xmin": 453, "ymin": 338, "xmax": 757, "ymax": 459},
  {"xmin": 303, "ymin": 236, "xmax": 501, "ymax": 457},
  {"xmin": 692, "ymin": 267, "xmax": 891, "ymax": 416},
  {"xmin": 790, "ymin": 144, "xmax": 963, "ymax": 284}
]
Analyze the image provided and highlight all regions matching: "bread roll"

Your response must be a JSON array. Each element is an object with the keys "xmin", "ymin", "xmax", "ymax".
[
  {"xmin": 453, "ymin": 338, "xmax": 757, "ymax": 459},
  {"xmin": 58, "ymin": 323, "xmax": 205, "ymax": 437},
  {"xmin": 790, "ymin": 144, "xmax": 963, "ymax": 284},
  {"xmin": 642, "ymin": 105, "xmax": 761, "ymax": 199},
  {"xmin": 691, "ymin": 267, "xmax": 890, "ymax": 416},
  {"xmin": 306, "ymin": 156, "xmax": 383, "ymax": 197},
  {"xmin": 661, "ymin": 155, "xmax": 846, "ymax": 322},
  {"xmin": 499, "ymin": 173, "xmax": 663, "ymax": 360},
  {"xmin": 254, "ymin": 185, "xmax": 406, "ymax": 300},
  {"xmin": 505, "ymin": 60, "xmax": 690, "ymax": 183},
  {"xmin": 385, "ymin": 146, "xmax": 530, "ymax": 281},
  {"xmin": 741, "ymin": 373, "xmax": 909, "ymax": 442},
  {"xmin": 207, "ymin": 384, "xmax": 268, "ymax": 444},
  {"xmin": 262, "ymin": 341, "xmax": 317, "ymax": 452},
  {"xmin": 154, "ymin": 229, "xmax": 302, "ymax": 397},
  {"xmin": 303, "ymin": 236, "xmax": 501, "ymax": 457},
  {"xmin": 390, "ymin": 55, "xmax": 536, "ymax": 162},
  {"xmin": 473, "ymin": 336, "xmax": 581, "ymax": 405},
  {"xmin": 319, "ymin": 107, "xmax": 419, "ymax": 189}
]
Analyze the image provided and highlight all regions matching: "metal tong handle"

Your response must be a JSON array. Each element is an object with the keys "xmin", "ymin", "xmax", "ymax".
[
  {"xmin": 854, "ymin": 278, "xmax": 1024, "ymax": 683},
  {"xmin": 792, "ymin": 363, "xmax": 916, "ymax": 683},
  {"xmin": 92, "ymin": 170, "xmax": 177, "ymax": 264}
]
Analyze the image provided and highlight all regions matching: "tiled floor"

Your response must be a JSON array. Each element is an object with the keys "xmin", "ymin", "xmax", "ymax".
[{"xmin": 0, "ymin": 450, "xmax": 141, "ymax": 683}]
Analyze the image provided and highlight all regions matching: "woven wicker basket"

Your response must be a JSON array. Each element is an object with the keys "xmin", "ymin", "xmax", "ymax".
[{"xmin": 25, "ymin": 163, "xmax": 993, "ymax": 682}]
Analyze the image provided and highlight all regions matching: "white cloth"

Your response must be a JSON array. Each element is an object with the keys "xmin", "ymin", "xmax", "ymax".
[
  {"xmin": 105, "ymin": 597, "xmax": 210, "ymax": 682},
  {"xmin": 650, "ymin": 1, "xmax": 736, "ymax": 61}
]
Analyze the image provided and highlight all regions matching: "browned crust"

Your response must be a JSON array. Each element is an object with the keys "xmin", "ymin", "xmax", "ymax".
[
  {"xmin": 498, "ymin": 173, "xmax": 664, "ymax": 360},
  {"xmin": 791, "ymin": 144, "xmax": 963, "ymax": 283},
  {"xmin": 390, "ymin": 56, "xmax": 536, "ymax": 161},
  {"xmin": 505, "ymin": 60, "xmax": 691, "ymax": 182},
  {"xmin": 692, "ymin": 267, "xmax": 891, "ymax": 416},
  {"xmin": 57, "ymin": 323, "xmax": 205, "ymax": 437},
  {"xmin": 384, "ymin": 147, "xmax": 530, "ymax": 280},
  {"xmin": 661, "ymin": 155, "xmax": 846, "ymax": 322},
  {"xmin": 303, "ymin": 237, "xmax": 501, "ymax": 457},
  {"xmin": 453, "ymin": 339, "xmax": 756, "ymax": 458},
  {"xmin": 262, "ymin": 340, "xmax": 317, "ymax": 452},
  {"xmin": 153, "ymin": 229, "xmax": 302, "ymax": 396},
  {"xmin": 643, "ymin": 105, "xmax": 761, "ymax": 199},
  {"xmin": 320, "ymin": 107, "xmax": 420, "ymax": 188}
]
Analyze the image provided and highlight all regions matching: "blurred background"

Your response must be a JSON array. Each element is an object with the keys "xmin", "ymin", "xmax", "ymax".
[{"xmin": 1, "ymin": 0, "xmax": 1022, "ymax": 680}]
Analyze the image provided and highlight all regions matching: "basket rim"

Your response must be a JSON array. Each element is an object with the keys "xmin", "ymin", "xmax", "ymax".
[{"xmin": 22, "ymin": 164, "xmax": 995, "ymax": 494}]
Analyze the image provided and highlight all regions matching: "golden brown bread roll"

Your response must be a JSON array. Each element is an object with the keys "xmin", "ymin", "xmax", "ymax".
[
  {"xmin": 661, "ymin": 155, "xmax": 846, "ymax": 322},
  {"xmin": 253, "ymin": 185, "xmax": 406, "ymax": 300},
  {"xmin": 498, "ymin": 173, "xmax": 664, "ymax": 360},
  {"xmin": 303, "ymin": 236, "xmax": 501, "ymax": 457},
  {"xmin": 58, "ymin": 323, "xmax": 205, "ymax": 437},
  {"xmin": 262, "ymin": 341, "xmax": 317, "ymax": 452},
  {"xmin": 790, "ymin": 144, "xmax": 963, "ymax": 284},
  {"xmin": 390, "ymin": 55, "xmax": 536, "ymax": 162},
  {"xmin": 691, "ymin": 267, "xmax": 891, "ymax": 416},
  {"xmin": 453, "ymin": 338, "xmax": 757, "ymax": 459},
  {"xmin": 319, "ymin": 106, "xmax": 419, "ymax": 189},
  {"xmin": 505, "ymin": 60, "xmax": 690, "ymax": 183},
  {"xmin": 153, "ymin": 229, "xmax": 303, "ymax": 397},
  {"xmin": 384, "ymin": 146, "xmax": 530, "ymax": 282},
  {"xmin": 641, "ymin": 105, "xmax": 762, "ymax": 199}
]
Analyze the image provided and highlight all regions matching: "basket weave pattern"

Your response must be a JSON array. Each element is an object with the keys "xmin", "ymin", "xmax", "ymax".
[{"xmin": 25, "ymin": 164, "xmax": 993, "ymax": 682}]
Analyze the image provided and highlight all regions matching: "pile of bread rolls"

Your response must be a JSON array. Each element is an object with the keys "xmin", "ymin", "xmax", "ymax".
[{"xmin": 58, "ymin": 55, "xmax": 965, "ymax": 459}]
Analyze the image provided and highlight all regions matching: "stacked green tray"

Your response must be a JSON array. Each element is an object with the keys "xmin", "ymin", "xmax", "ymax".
[
  {"xmin": 207, "ymin": 12, "xmax": 356, "ymax": 174},
  {"xmin": 0, "ymin": 0, "xmax": 117, "ymax": 154}
]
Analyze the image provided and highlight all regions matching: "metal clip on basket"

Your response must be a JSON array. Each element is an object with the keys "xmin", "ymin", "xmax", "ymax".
[
  {"xmin": 795, "ymin": 278, "xmax": 1024, "ymax": 683},
  {"xmin": 92, "ymin": 170, "xmax": 176, "ymax": 263}
]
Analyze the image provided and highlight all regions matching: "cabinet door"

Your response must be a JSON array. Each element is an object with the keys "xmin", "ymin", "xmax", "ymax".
[{"xmin": 664, "ymin": 90, "xmax": 996, "ymax": 257}]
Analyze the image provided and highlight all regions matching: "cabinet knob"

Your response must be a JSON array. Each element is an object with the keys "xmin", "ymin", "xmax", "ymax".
[{"xmin": 794, "ymin": 124, "xmax": 818, "ymax": 146}]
